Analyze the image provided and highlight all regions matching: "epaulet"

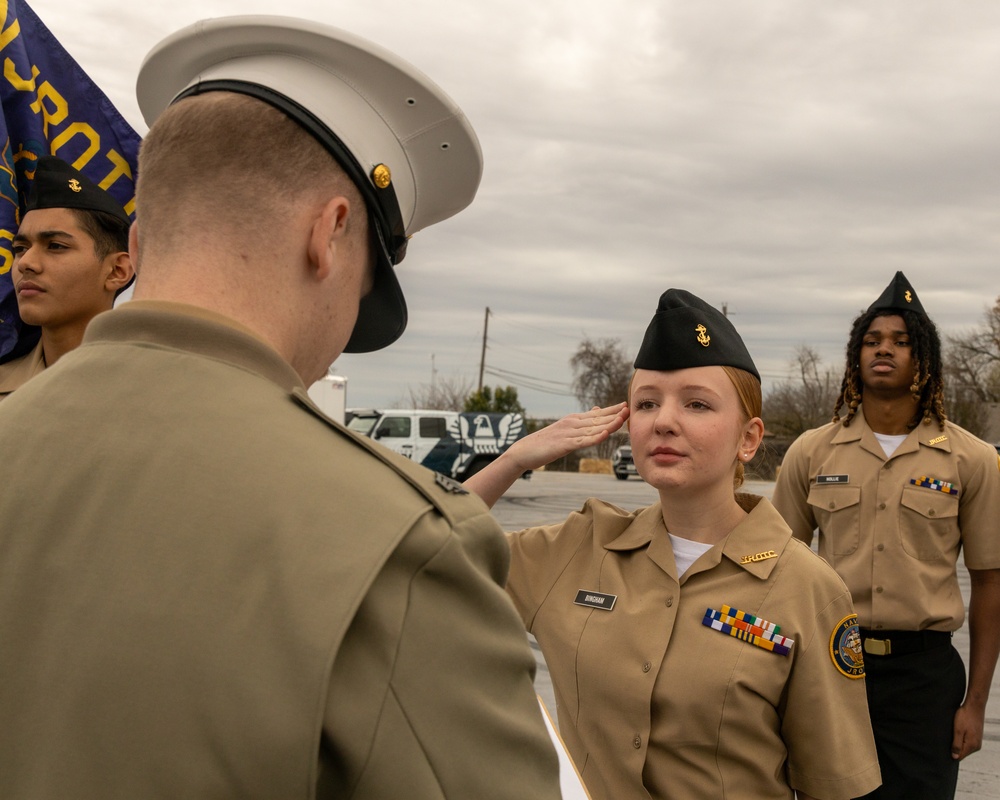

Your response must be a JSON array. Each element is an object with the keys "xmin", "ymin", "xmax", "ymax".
[
  {"xmin": 291, "ymin": 389, "xmax": 486, "ymax": 527},
  {"xmin": 943, "ymin": 420, "xmax": 1000, "ymax": 463}
]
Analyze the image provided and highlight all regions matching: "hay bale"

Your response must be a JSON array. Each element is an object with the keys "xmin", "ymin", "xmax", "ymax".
[{"xmin": 579, "ymin": 458, "xmax": 612, "ymax": 475}]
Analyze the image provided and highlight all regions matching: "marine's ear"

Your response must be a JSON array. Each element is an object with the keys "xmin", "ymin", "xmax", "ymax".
[
  {"xmin": 307, "ymin": 195, "xmax": 351, "ymax": 282},
  {"xmin": 128, "ymin": 221, "xmax": 139, "ymax": 264}
]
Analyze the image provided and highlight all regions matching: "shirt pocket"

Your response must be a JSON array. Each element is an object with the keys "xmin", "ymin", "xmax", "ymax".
[
  {"xmin": 898, "ymin": 485, "xmax": 960, "ymax": 561},
  {"xmin": 806, "ymin": 484, "xmax": 862, "ymax": 556}
]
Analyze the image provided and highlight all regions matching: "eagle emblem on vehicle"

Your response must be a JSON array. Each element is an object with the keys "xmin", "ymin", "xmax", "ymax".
[{"xmin": 447, "ymin": 413, "xmax": 524, "ymax": 476}]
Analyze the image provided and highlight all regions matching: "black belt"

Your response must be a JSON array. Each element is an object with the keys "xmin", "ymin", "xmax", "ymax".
[{"xmin": 859, "ymin": 629, "xmax": 952, "ymax": 657}]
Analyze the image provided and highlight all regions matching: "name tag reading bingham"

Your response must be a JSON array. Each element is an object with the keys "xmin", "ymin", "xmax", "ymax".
[
  {"xmin": 816, "ymin": 474, "xmax": 849, "ymax": 484},
  {"xmin": 574, "ymin": 590, "xmax": 617, "ymax": 611}
]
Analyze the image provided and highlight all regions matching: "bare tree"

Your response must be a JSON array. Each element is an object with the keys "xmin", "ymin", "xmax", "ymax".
[
  {"xmin": 570, "ymin": 337, "xmax": 633, "ymax": 409},
  {"xmin": 393, "ymin": 375, "xmax": 473, "ymax": 411},
  {"xmin": 570, "ymin": 337, "xmax": 633, "ymax": 458},
  {"xmin": 763, "ymin": 345, "xmax": 840, "ymax": 438},
  {"xmin": 944, "ymin": 295, "xmax": 1000, "ymax": 437}
]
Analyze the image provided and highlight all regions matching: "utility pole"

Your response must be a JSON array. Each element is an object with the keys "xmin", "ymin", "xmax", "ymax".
[
  {"xmin": 478, "ymin": 306, "xmax": 490, "ymax": 392},
  {"xmin": 721, "ymin": 302, "xmax": 729, "ymax": 318}
]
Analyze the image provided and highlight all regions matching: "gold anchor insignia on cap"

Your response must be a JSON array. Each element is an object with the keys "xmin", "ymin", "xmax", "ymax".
[
  {"xmin": 67, "ymin": 179, "xmax": 82, "ymax": 193},
  {"xmin": 904, "ymin": 290, "xmax": 912, "ymax": 303},
  {"xmin": 695, "ymin": 324, "xmax": 710, "ymax": 347},
  {"xmin": 372, "ymin": 164, "xmax": 392, "ymax": 189}
]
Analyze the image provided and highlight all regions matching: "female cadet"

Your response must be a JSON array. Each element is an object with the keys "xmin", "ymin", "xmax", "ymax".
[{"xmin": 466, "ymin": 289, "xmax": 882, "ymax": 800}]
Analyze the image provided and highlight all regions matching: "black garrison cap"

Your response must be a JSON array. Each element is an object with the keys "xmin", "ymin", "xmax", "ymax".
[
  {"xmin": 634, "ymin": 288, "xmax": 760, "ymax": 381},
  {"xmin": 24, "ymin": 156, "xmax": 130, "ymax": 225},
  {"xmin": 867, "ymin": 271, "xmax": 926, "ymax": 317}
]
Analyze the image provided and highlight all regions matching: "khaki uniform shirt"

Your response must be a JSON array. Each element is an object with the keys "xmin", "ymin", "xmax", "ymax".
[
  {"xmin": 507, "ymin": 494, "xmax": 880, "ymax": 800},
  {"xmin": 0, "ymin": 340, "xmax": 44, "ymax": 399},
  {"xmin": 0, "ymin": 302, "xmax": 560, "ymax": 800},
  {"xmin": 773, "ymin": 409, "xmax": 1000, "ymax": 631}
]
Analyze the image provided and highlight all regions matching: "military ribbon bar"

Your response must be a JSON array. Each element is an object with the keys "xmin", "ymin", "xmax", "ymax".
[
  {"xmin": 910, "ymin": 476, "xmax": 959, "ymax": 496},
  {"xmin": 703, "ymin": 606, "xmax": 794, "ymax": 656}
]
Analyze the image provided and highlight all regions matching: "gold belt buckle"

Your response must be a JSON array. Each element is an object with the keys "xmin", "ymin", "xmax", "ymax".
[{"xmin": 863, "ymin": 638, "xmax": 891, "ymax": 656}]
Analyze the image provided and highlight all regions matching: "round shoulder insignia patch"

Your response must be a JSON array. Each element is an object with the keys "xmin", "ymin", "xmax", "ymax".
[{"xmin": 829, "ymin": 614, "xmax": 865, "ymax": 679}]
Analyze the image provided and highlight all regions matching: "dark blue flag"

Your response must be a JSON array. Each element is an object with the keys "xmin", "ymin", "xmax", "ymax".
[{"xmin": 0, "ymin": 0, "xmax": 141, "ymax": 361}]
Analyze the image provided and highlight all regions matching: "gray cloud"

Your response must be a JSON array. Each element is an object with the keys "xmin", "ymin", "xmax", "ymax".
[{"xmin": 31, "ymin": 0, "xmax": 1000, "ymax": 416}]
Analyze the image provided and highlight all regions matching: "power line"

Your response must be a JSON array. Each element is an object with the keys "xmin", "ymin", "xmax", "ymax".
[
  {"xmin": 489, "ymin": 313, "xmax": 585, "ymax": 341},
  {"xmin": 483, "ymin": 367, "xmax": 576, "ymax": 397},
  {"xmin": 485, "ymin": 364, "xmax": 571, "ymax": 389}
]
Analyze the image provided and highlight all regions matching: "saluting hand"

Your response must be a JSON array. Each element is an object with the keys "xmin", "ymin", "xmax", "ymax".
[
  {"xmin": 504, "ymin": 402, "xmax": 630, "ymax": 473},
  {"xmin": 464, "ymin": 402, "xmax": 629, "ymax": 509}
]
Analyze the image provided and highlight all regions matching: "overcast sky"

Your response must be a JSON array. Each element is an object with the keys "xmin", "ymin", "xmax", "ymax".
[{"xmin": 28, "ymin": 0, "xmax": 1000, "ymax": 417}]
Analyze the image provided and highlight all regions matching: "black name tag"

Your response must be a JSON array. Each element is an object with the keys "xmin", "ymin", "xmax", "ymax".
[
  {"xmin": 574, "ymin": 590, "xmax": 617, "ymax": 611},
  {"xmin": 816, "ymin": 474, "xmax": 849, "ymax": 484}
]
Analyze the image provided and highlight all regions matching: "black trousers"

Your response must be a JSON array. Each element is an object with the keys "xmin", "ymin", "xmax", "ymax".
[{"xmin": 855, "ymin": 643, "xmax": 966, "ymax": 800}]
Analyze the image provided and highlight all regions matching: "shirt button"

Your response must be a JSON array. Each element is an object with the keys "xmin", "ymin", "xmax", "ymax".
[
  {"xmin": 633, "ymin": 735, "xmax": 642, "ymax": 749},
  {"xmin": 642, "ymin": 661, "xmax": 652, "ymax": 673},
  {"xmin": 829, "ymin": 502, "xmax": 836, "ymax": 509},
  {"xmin": 877, "ymin": 544, "xmax": 885, "ymax": 551},
  {"xmin": 665, "ymin": 596, "xmax": 674, "ymax": 607},
  {"xmin": 876, "ymin": 586, "xmax": 884, "ymax": 593},
  {"xmin": 929, "ymin": 509, "xmax": 936, "ymax": 517},
  {"xmin": 878, "ymin": 502, "xmax": 886, "ymax": 510}
]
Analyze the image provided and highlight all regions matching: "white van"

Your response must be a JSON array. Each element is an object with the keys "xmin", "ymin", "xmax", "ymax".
[{"xmin": 346, "ymin": 408, "xmax": 527, "ymax": 479}]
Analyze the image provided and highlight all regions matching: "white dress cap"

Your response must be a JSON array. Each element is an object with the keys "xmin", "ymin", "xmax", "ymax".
[{"xmin": 136, "ymin": 15, "xmax": 483, "ymax": 353}]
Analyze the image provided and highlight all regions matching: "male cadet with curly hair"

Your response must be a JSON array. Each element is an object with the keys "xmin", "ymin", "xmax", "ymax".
[
  {"xmin": 0, "ymin": 17, "xmax": 561, "ymax": 800},
  {"xmin": 0, "ymin": 156, "xmax": 133, "ymax": 399},
  {"xmin": 773, "ymin": 272, "xmax": 1000, "ymax": 800}
]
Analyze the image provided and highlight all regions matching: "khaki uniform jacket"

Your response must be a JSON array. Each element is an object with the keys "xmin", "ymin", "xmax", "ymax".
[
  {"xmin": 773, "ymin": 410, "xmax": 1000, "ymax": 631},
  {"xmin": 0, "ymin": 340, "xmax": 44, "ymax": 399},
  {"xmin": 0, "ymin": 302, "xmax": 560, "ymax": 800},
  {"xmin": 507, "ymin": 494, "xmax": 881, "ymax": 800}
]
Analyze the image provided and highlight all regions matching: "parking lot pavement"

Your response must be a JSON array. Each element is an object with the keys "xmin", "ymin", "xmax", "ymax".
[{"xmin": 492, "ymin": 471, "xmax": 1000, "ymax": 799}]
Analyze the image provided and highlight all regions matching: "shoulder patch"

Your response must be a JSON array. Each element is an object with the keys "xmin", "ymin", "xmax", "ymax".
[{"xmin": 830, "ymin": 615, "xmax": 865, "ymax": 679}]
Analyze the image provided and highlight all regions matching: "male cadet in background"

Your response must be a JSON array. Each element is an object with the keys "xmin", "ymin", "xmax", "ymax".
[
  {"xmin": 773, "ymin": 272, "xmax": 1000, "ymax": 800},
  {"xmin": 0, "ymin": 156, "xmax": 133, "ymax": 399},
  {"xmin": 0, "ymin": 17, "xmax": 561, "ymax": 800}
]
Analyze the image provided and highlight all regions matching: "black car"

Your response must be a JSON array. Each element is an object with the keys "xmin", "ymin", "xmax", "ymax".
[{"xmin": 612, "ymin": 445, "xmax": 638, "ymax": 480}]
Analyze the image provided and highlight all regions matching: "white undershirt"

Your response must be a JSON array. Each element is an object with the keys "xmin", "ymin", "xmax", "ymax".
[
  {"xmin": 668, "ymin": 533, "xmax": 715, "ymax": 577},
  {"xmin": 874, "ymin": 432, "xmax": 908, "ymax": 458}
]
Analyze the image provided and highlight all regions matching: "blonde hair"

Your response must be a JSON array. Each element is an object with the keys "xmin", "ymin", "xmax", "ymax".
[
  {"xmin": 136, "ymin": 92, "xmax": 367, "ymax": 263},
  {"xmin": 722, "ymin": 366, "xmax": 762, "ymax": 489}
]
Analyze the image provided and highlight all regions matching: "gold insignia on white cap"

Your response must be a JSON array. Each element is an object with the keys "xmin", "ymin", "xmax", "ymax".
[{"xmin": 372, "ymin": 164, "xmax": 392, "ymax": 189}]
